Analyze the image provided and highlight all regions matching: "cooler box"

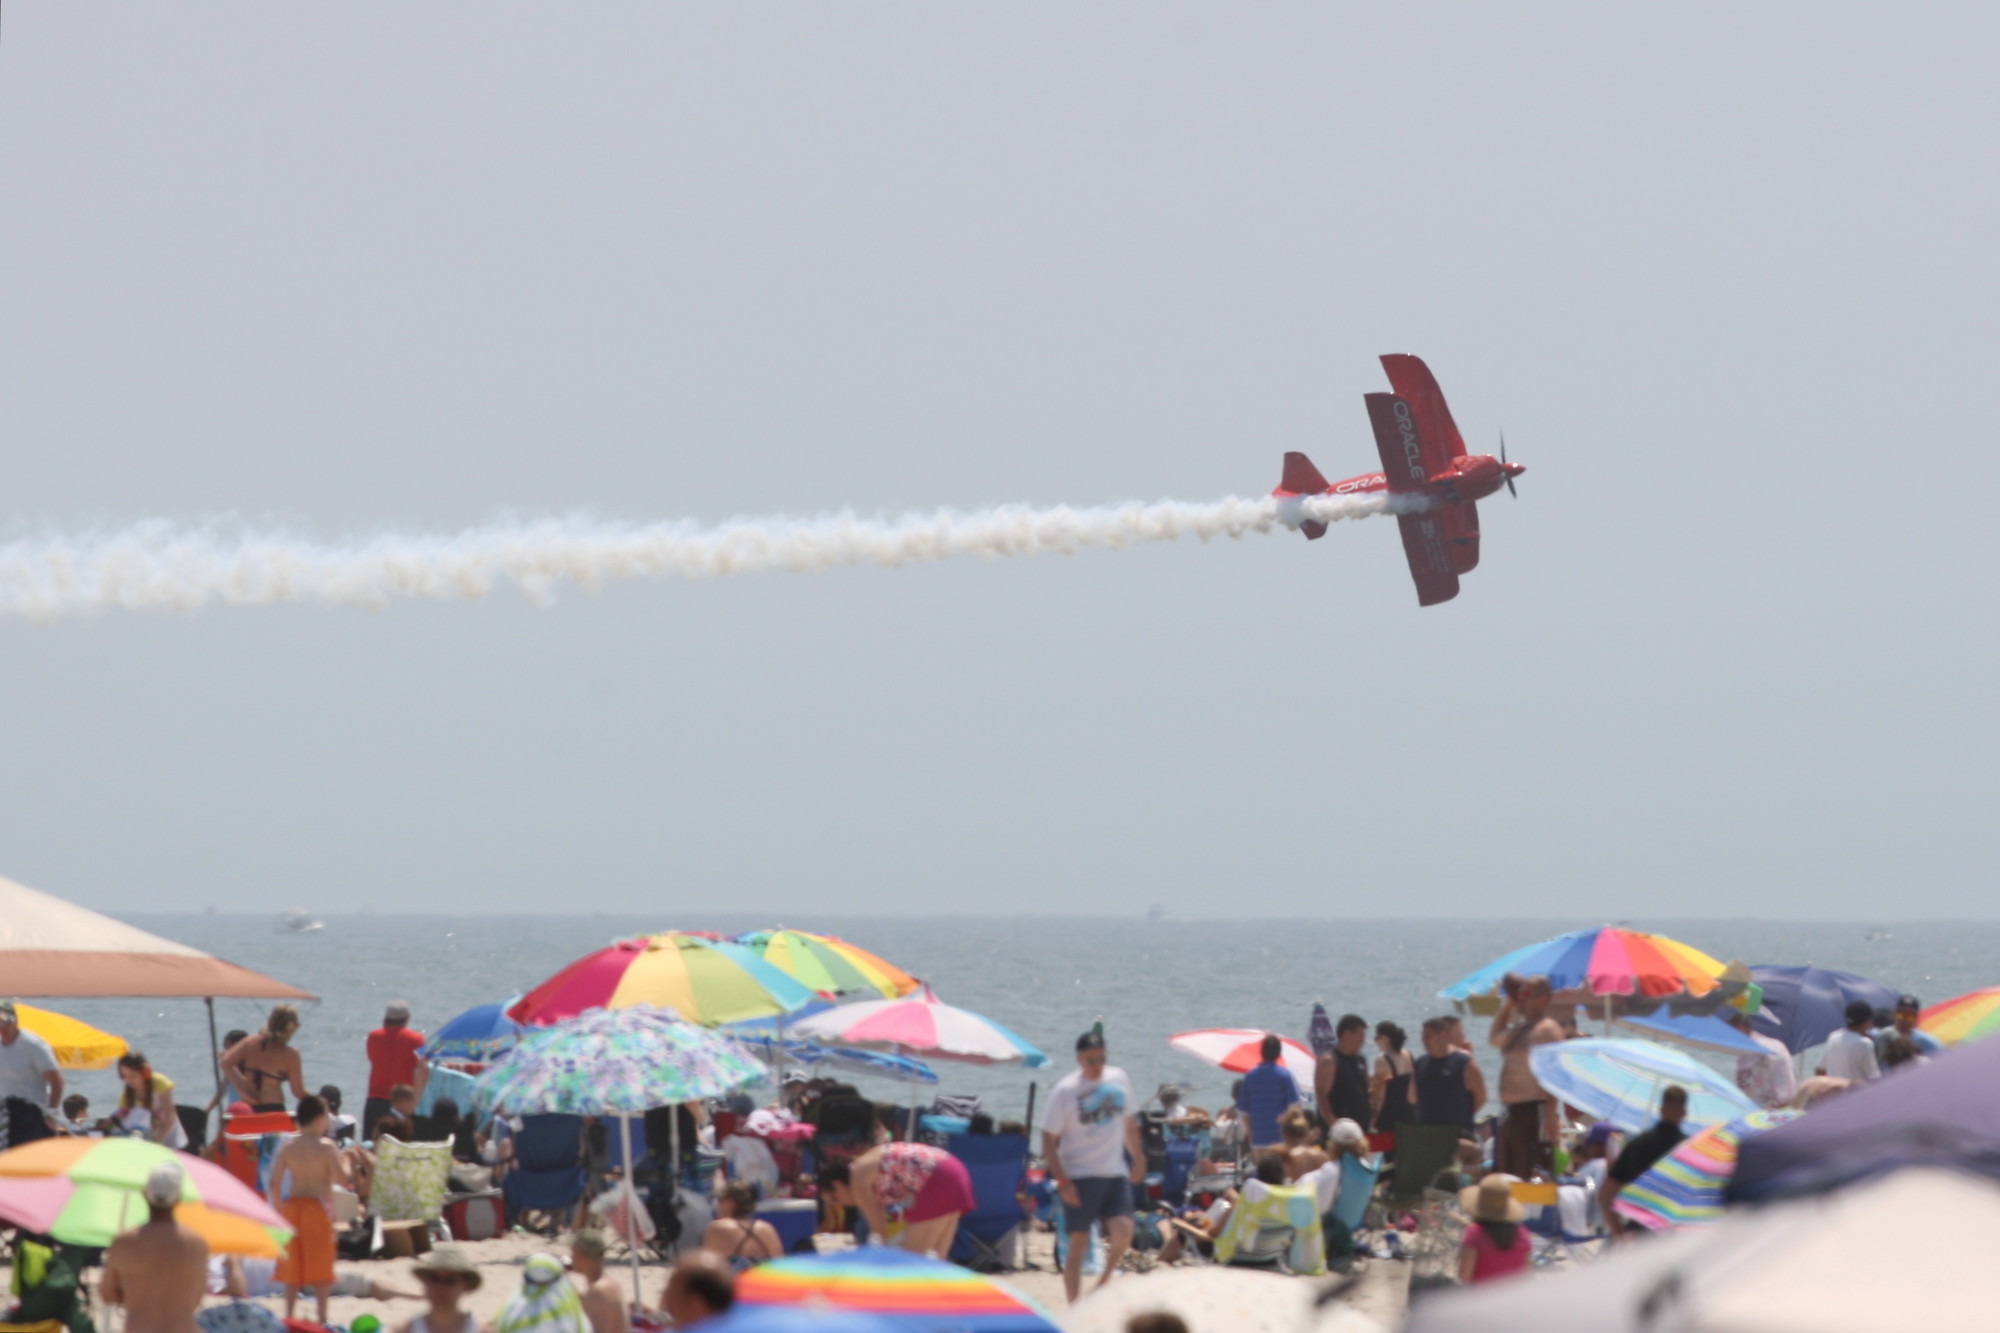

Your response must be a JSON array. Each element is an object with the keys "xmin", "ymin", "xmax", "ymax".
[
  {"xmin": 443, "ymin": 1191, "xmax": 507, "ymax": 1241},
  {"xmin": 756, "ymin": 1198, "xmax": 819, "ymax": 1254}
]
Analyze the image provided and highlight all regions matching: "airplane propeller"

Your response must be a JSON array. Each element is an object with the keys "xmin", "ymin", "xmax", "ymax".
[{"xmin": 1500, "ymin": 430, "xmax": 1518, "ymax": 498}]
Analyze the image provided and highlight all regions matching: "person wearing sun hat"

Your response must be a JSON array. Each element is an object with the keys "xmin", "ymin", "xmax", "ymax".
[
  {"xmin": 396, "ymin": 1247, "xmax": 482, "ymax": 1333},
  {"xmin": 1456, "ymin": 1174, "xmax": 1530, "ymax": 1285}
]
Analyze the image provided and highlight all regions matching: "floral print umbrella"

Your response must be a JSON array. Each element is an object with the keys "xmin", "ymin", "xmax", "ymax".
[{"xmin": 472, "ymin": 1005, "xmax": 766, "ymax": 1117}]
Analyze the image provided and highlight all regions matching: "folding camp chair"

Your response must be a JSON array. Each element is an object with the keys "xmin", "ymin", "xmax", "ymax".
[
  {"xmin": 374, "ymin": 1136, "xmax": 453, "ymax": 1231},
  {"xmin": 1379, "ymin": 1124, "xmax": 1464, "ymax": 1217},
  {"xmin": 1518, "ymin": 1178, "xmax": 1607, "ymax": 1267},
  {"xmin": 944, "ymin": 1133, "xmax": 1032, "ymax": 1271},
  {"xmin": 501, "ymin": 1114, "xmax": 589, "ymax": 1233},
  {"xmin": 1212, "ymin": 1181, "xmax": 1325, "ymax": 1276}
]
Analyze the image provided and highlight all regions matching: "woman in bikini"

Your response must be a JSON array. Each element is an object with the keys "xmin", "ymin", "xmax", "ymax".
[
  {"xmin": 222, "ymin": 1006, "xmax": 305, "ymax": 1114},
  {"xmin": 699, "ymin": 1182, "xmax": 783, "ymax": 1272}
]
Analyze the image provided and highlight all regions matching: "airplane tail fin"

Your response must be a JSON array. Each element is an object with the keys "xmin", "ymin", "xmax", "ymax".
[
  {"xmin": 1278, "ymin": 451, "xmax": 1330, "ymax": 495},
  {"xmin": 1275, "ymin": 452, "xmax": 1331, "ymax": 540}
]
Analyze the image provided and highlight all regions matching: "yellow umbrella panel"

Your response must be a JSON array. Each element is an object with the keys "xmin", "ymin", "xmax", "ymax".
[{"xmin": 16, "ymin": 1004, "xmax": 128, "ymax": 1071}]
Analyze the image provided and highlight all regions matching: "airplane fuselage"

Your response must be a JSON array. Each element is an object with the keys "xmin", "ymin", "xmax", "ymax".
[{"xmin": 1287, "ymin": 453, "xmax": 1522, "ymax": 507}]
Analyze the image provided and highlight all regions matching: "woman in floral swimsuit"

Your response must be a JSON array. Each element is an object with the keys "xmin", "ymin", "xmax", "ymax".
[{"xmin": 817, "ymin": 1140, "xmax": 976, "ymax": 1258}]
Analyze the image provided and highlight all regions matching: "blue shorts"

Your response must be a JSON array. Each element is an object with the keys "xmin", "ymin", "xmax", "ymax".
[{"xmin": 1065, "ymin": 1176, "xmax": 1134, "ymax": 1232}]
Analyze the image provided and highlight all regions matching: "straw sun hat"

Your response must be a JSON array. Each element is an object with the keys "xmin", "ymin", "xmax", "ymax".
[
  {"xmin": 1460, "ymin": 1173, "xmax": 1526, "ymax": 1224},
  {"xmin": 412, "ymin": 1246, "xmax": 484, "ymax": 1291}
]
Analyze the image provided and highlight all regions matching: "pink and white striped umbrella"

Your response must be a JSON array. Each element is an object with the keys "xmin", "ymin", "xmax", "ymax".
[
  {"xmin": 790, "ymin": 985, "xmax": 1047, "ymax": 1067},
  {"xmin": 1169, "ymin": 1028, "xmax": 1317, "ymax": 1087}
]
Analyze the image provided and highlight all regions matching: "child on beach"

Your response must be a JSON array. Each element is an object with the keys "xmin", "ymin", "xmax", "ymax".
[{"xmin": 265, "ymin": 1093, "xmax": 350, "ymax": 1326}]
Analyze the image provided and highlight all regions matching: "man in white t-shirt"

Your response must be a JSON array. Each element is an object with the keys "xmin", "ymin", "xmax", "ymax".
[
  {"xmin": 0, "ymin": 1001, "xmax": 62, "ymax": 1111},
  {"xmin": 1818, "ymin": 1000, "xmax": 1881, "ymax": 1083},
  {"xmin": 1725, "ymin": 1011, "xmax": 1799, "ymax": 1109},
  {"xmin": 1039, "ymin": 1029, "xmax": 1144, "ymax": 1304}
]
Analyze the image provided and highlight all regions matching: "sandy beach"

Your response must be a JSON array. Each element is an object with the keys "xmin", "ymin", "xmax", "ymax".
[{"xmin": 8, "ymin": 1227, "xmax": 1408, "ymax": 1331}]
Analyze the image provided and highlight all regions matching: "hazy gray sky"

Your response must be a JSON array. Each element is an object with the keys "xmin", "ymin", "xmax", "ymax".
[{"xmin": 4, "ymin": 6, "xmax": 1996, "ymax": 918}]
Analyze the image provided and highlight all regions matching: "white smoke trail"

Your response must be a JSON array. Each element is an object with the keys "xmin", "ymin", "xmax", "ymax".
[{"xmin": 0, "ymin": 492, "xmax": 1423, "ymax": 620}]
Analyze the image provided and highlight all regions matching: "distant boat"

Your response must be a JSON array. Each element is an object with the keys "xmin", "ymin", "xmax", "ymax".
[
  {"xmin": 1865, "ymin": 928, "xmax": 1893, "ymax": 943},
  {"xmin": 274, "ymin": 910, "xmax": 324, "ymax": 934},
  {"xmin": 1147, "ymin": 903, "xmax": 1168, "ymax": 921}
]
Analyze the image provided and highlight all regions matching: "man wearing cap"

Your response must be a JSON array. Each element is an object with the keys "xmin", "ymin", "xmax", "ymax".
[
  {"xmin": 1726, "ymin": 1010, "xmax": 1798, "ymax": 1109},
  {"xmin": 363, "ymin": 1002, "xmax": 428, "ymax": 1142},
  {"xmin": 1040, "ymin": 1029, "xmax": 1145, "ymax": 1303},
  {"xmin": 566, "ymin": 1230, "xmax": 627, "ymax": 1333},
  {"xmin": 102, "ymin": 1161, "xmax": 209, "ymax": 1333},
  {"xmin": 1818, "ymin": 1000, "xmax": 1882, "ymax": 1082},
  {"xmin": 0, "ymin": 1000, "xmax": 62, "ymax": 1113}
]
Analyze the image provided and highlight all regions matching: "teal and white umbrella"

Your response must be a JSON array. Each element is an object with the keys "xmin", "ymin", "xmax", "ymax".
[
  {"xmin": 473, "ymin": 1005, "xmax": 765, "ymax": 1294},
  {"xmin": 473, "ymin": 1004, "xmax": 765, "ymax": 1117}
]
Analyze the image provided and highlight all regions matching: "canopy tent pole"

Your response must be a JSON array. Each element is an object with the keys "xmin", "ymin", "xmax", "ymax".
[
  {"xmin": 207, "ymin": 997, "xmax": 223, "ymax": 1132},
  {"xmin": 619, "ymin": 1113, "xmax": 642, "ymax": 1300}
]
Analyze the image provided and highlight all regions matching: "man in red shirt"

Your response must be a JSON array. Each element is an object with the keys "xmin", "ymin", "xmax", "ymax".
[{"xmin": 363, "ymin": 1001, "xmax": 427, "ymax": 1141}]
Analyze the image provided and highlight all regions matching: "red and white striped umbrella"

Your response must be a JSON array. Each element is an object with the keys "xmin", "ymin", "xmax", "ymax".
[{"xmin": 1169, "ymin": 1028, "xmax": 1317, "ymax": 1087}]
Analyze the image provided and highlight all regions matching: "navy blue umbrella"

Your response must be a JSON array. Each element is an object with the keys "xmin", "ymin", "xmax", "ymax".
[
  {"xmin": 418, "ymin": 996, "xmax": 526, "ymax": 1064},
  {"xmin": 1748, "ymin": 965, "xmax": 1900, "ymax": 1054}
]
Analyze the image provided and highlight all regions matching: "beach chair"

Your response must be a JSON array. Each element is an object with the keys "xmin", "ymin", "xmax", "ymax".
[
  {"xmin": 943, "ymin": 1133, "xmax": 1031, "ymax": 1271},
  {"xmin": 1212, "ymin": 1181, "xmax": 1325, "ymax": 1276},
  {"xmin": 1330, "ymin": 1153, "xmax": 1380, "ymax": 1237},
  {"xmin": 217, "ymin": 1110, "xmax": 296, "ymax": 1193},
  {"xmin": 502, "ymin": 1114, "xmax": 589, "ymax": 1232},
  {"xmin": 1518, "ymin": 1179, "xmax": 1605, "ymax": 1267},
  {"xmin": 373, "ymin": 1136, "xmax": 453, "ymax": 1231},
  {"xmin": 1379, "ymin": 1124, "xmax": 1463, "ymax": 1217}
]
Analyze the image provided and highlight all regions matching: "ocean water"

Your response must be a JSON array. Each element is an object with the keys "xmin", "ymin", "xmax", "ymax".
[{"xmin": 40, "ymin": 914, "xmax": 2000, "ymax": 1126}]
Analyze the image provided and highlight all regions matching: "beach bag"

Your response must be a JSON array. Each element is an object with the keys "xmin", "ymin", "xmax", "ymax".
[{"xmin": 590, "ymin": 1181, "xmax": 655, "ymax": 1245}]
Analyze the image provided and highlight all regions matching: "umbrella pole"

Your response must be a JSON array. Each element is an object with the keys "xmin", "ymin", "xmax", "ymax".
[
  {"xmin": 904, "ymin": 1045, "xmax": 918, "ymax": 1140},
  {"xmin": 620, "ymin": 1113, "xmax": 641, "ymax": 1302}
]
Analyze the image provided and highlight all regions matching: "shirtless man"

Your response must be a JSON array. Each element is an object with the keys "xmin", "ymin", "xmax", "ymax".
[
  {"xmin": 566, "ymin": 1230, "xmax": 629, "ymax": 1333},
  {"xmin": 660, "ymin": 1251, "xmax": 733, "ymax": 1329},
  {"xmin": 266, "ymin": 1093, "xmax": 351, "ymax": 1325},
  {"xmin": 102, "ymin": 1161, "xmax": 209, "ymax": 1333}
]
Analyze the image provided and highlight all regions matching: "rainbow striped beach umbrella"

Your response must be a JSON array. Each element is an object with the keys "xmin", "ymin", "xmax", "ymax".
[
  {"xmin": 0, "ymin": 1137, "xmax": 292, "ymax": 1257},
  {"xmin": 1441, "ymin": 926, "xmax": 1732, "ymax": 1003},
  {"xmin": 1919, "ymin": 986, "xmax": 2000, "ymax": 1047},
  {"xmin": 509, "ymin": 932, "xmax": 816, "ymax": 1027},
  {"xmin": 735, "ymin": 1246, "xmax": 1058, "ymax": 1332},
  {"xmin": 734, "ymin": 929, "xmax": 919, "ymax": 1001},
  {"xmin": 1614, "ymin": 1110, "xmax": 1800, "ymax": 1230}
]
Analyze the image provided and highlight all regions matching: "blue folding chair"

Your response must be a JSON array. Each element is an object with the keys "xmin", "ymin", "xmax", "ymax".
[
  {"xmin": 944, "ymin": 1133, "xmax": 1032, "ymax": 1271},
  {"xmin": 503, "ymin": 1113, "xmax": 589, "ymax": 1230}
]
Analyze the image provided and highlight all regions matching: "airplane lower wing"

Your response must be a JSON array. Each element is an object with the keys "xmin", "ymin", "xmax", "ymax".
[
  {"xmin": 1442, "ymin": 499, "xmax": 1480, "ymax": 574},
  {"xmin": 1396, "ymin": 511, "xmax": 1462, "ymax": 606}
]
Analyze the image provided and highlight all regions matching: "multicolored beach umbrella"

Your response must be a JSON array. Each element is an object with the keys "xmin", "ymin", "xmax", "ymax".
[
  {"xmin": 508, "ymin": 932, "xmax": 817, "ymax": 1027},
  {"xmin": 0, "ymin": 1137, "xmax": 292, "ymax": 1257},
  {"xmin": 789, "ymin": 985, "xmax": 1046, "ymax": 1067},
  {"xmin": 735, "ymin": 1246, "xmax": 1058, "ymax": 1332},
  {"xmin": 1528, "ymin": 1039, "xmax": 1757, "ymax": 1134},
  {"xmin": 474, "ymin": 1005, "xmax": 766, "ymax": 1116},
  {"xmin": 734, "ymin": 929, "xmax": 920, "ymax": 1001},
  {"xmin": 1441, "ymin": 927, "xmax": 1732, "ymax": 1003},
  {"xmin": 1919, "ymin": 986, "xmax": 2000, "ymax": 1048},
  {"xmin": 1614, "ymin": 1109, "xmax": 1801, "ymax": 1230}
]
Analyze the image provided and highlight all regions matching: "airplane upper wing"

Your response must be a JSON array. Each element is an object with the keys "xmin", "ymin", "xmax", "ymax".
[
  {"xmin": 1379, "ymin": 353, "xmax": 1466, "ymax": 479},
  {"xmin": 1365, "ymin": 393, "xmax": 1429, "ymax": 492},
  {"xmin": 1396, "ymin": 511, "xmax": 1462, "ymax": 606}
]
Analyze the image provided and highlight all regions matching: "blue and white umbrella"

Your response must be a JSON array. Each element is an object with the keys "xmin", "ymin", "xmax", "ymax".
[
  {"xmin": 420, "ymin": 996, "xmax": 527, "ymax": 1064},
  {"xmin": 1529, "ymin": 1039, "xmax": 1757, "ymax": 1134},
  {"xmin": 755, "ymin": 1039, "xmax": 938, "ymax": 1086}
]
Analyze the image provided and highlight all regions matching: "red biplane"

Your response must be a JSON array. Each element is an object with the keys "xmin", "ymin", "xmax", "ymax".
[{"xmin": 1272, "ymin": 353, "xmax": 1524, "ymax": 606}]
